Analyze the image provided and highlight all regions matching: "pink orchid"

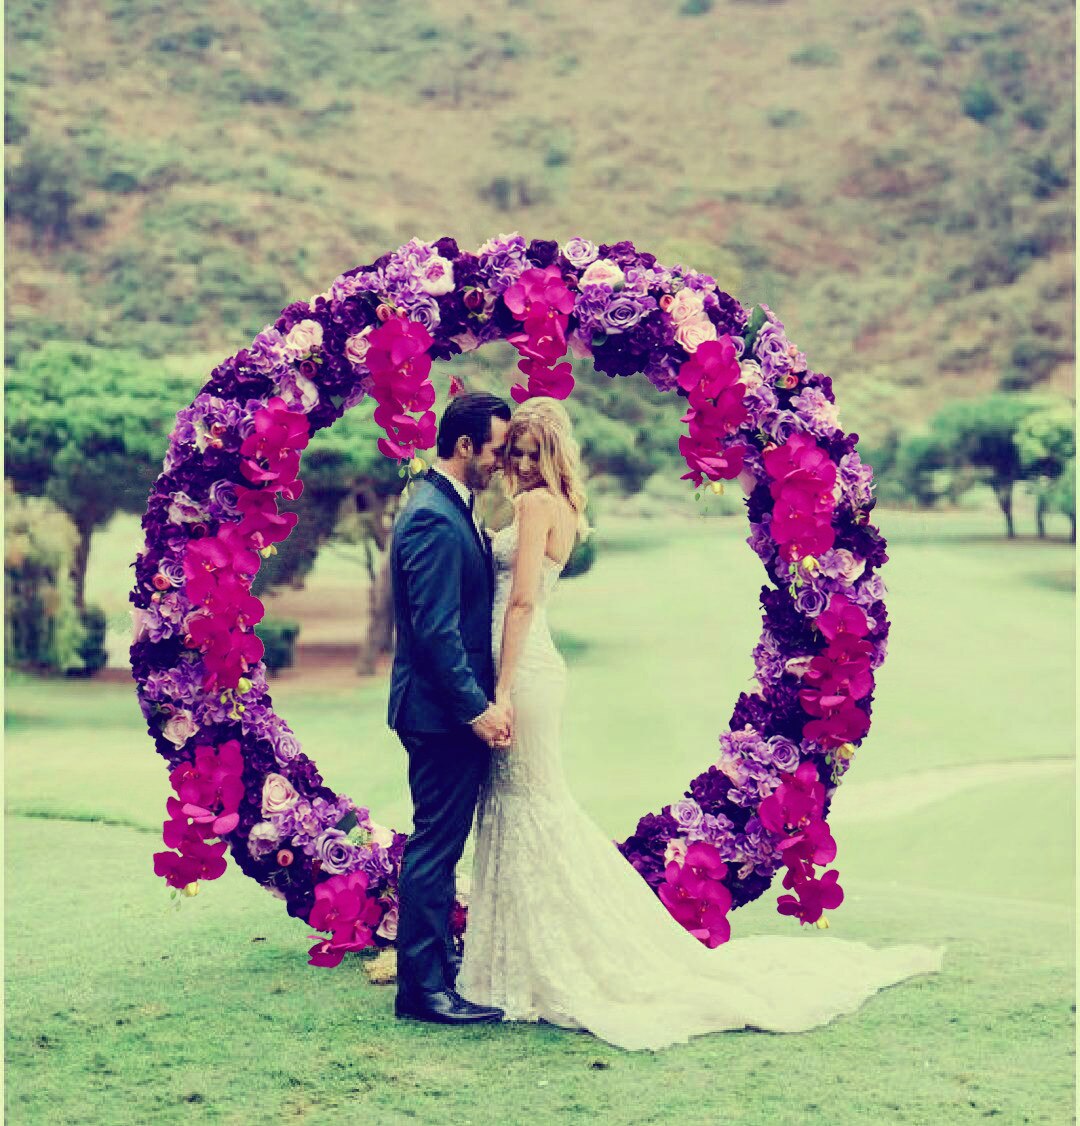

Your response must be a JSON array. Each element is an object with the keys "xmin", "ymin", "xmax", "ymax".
[
  {"xmin": 777, "ymin": 867, "xmax": 844, "ymax": 925},
  {"xmin": 504, "ymin": 266, "xmax": 574, "ymax": 320},
  {"xmin": 676, "ymin": 335, "xmax": 741, "ymax": 395},
  {"xmin": 236, "ymin": 490, "xmax": 301, "ymax": 549},
  {"xmin": 776, "ymin": 817, "xmax": 837, "ymax": 867},
  {"xmin": 153, "ymin": 834, "xmax": 228, "ymax": 888},
  {"xmin": 803, "ymin": 637, "xmax": 874, "ymax": 700},
  {"xmin": 801, "ymin": 694, "xmax": 871, "ymax": 748},
  {"xmin": 814, "ymin": 593, "xmax": 872, "ymax": 641},
  {"xmin": 678, "ymin": 434, "xmax": 749, "ymax": 486},
  {"xmin": 758, "ymin": 761, "xmax": 826, "ymax": 836},
  {"xmin": 239, "ymin": 398, "xmax": 310, "ymax": 486},
  {"xmin": 364, "ymin": 318, "xmax": 434, "ymax": 379},
  {"xmin": 658, "ymin": 841, "xmax": 733, "ymax": 948}
]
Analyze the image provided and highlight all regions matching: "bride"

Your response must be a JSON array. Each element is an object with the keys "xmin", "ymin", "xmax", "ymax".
[{"xmin": 456, "ymin": 396, "xmax": 944, "ymax": 1052}]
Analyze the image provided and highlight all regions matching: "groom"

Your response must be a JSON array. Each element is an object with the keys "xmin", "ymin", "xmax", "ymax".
[{"xmin": 388, "ymin": 391, "xmax": 514, "ymax": 1025}]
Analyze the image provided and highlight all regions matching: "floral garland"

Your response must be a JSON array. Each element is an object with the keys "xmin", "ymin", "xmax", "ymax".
[{"xmin": 132, "ymin": 234, "xmax": 888, "ymax": 966}]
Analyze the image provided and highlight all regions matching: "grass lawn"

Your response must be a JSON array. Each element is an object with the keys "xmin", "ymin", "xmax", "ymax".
[{"xmin": 4, "ymin": 506, "xmax": 1075, "ymax": 1124}]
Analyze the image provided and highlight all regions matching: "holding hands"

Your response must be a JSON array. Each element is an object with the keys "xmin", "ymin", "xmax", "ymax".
[{"xmin": 472, "ymin": 701, "xmax": 513, "ymax": 750}]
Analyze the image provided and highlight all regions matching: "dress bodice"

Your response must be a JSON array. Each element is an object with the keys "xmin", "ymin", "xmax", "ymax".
[{"xmin": 490, "ymin": 522, "xmax": 564, "ymax": 669}]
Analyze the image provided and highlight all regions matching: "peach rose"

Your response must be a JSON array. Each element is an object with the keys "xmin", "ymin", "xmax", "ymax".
[
  {"xmin": 283, "ymin": 319, "xmax": 323, "ymax": 356},
  {"xmin": 580, "ymin": 259, "xmax": 625, "ymax": 289},
  {"xmin": 375, "ymin": 905, "xmax": 399, "ymax": 942},
  {"xmin": 674, "ymin": 315, "xmax": 717, "ymax": 353},
  {"xmin": 162, "ymin": 711, "xmax": 197, "ymax": 748},
  {"xmin": 344, "ymin": 327, "xmax": 373, "ymax": 368},
  {"xmin": 666, "ymin": 287, "xmax": 706, "ymax": 325},
  {"xmin": 827, "ymin": 548, "xmax": 866, "ymax": 586},
  {"xmin": 261, "ymin": 773, "xmax": 300, "ymax": 816}
]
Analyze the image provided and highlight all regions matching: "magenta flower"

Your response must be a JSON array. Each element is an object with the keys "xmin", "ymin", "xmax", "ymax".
[
  {"xmin": 814, "ymin": 593, "xmax": 872, "ymax": 641},
  {"xmin": 777, "ymin": 867, "xmax": 844, "ymax": 925},
  {"xmin": 757, "ymin": 761, "xmax": 825, "ymax": 836},
  {"xmin": 658, "ymin": 841, "xmax": 733, "ymax": 947},
  {"xmin": 504, "ymin": 265, "xmax": 574, "ymax": 320}
]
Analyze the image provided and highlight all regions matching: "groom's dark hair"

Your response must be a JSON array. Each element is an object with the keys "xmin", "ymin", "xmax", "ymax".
[{"xmin": 437, "ymin": 392, "xmax": 512, "ymax": 458}]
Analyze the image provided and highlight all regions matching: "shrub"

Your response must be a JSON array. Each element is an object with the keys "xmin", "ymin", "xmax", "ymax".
[
  {"xmin": 790, "ymin": 44, "xmax": 841, "ymax": 67},
  {"xmin": 680, "ymin": 0, "xmax": 714, "ymax": 14},
  {"xmin": 4, "ymin": 489, "xmax": 83, "ymax": 672},
  {"xmin": 256, "ymin": 619, "xmax": 301, "ymax": 672},
  {"xmin": 961, "ymin": 82, "xmax": 1000, "ymax": 122},
  {"xmin": 69, "ymin": 604, "xmax": 109, "ymax": 677}
]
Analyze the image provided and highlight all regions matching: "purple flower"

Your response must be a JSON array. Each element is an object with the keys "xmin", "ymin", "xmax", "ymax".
[
  {"xmin": 475, "ymin": 232, "xmax": 529, "ymax": 294},
  {"xmin": 794, "ymin": 584, "xmax": 828, "ymax": 618},
  {"xmin": 598, "ymin": 292, "xmax": 657, "ymax": 335},
  {"xmin": 838, "ymin": 451, "xmax": 875, "ymax": 509},
  {"xmin": 790, "ymin": 386, "xmax": 841, "ymax": 437},
  {"xmin": 314, "ymin": 829, "xmax": 361, "ymax": 875},
  {"xmin": 670, "ymin": 798, "xmax": 705, "ymax": 834},
  {"xmin": 762, "ymin": 409, "xmax": 809, "ymax": 444},
  {"xmin": 766, "ymin": 736, "xmax": 801, "ymax": 773},
  {"xmin": 207, "ymin": 480, "xmax": 241, "ymax": 520}
]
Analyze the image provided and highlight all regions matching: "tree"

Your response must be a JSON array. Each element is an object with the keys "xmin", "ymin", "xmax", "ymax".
[
  {"xmin": 1014, "ymin": 400, "xmax": 1076, "ymax": 538},
  {"xmin": 926, "ymin": 393, "xmax": 1059, "ymax": 537},
  {"xmin": 5, "ymin": 344, "xmax": 205, "ymax": 611}
]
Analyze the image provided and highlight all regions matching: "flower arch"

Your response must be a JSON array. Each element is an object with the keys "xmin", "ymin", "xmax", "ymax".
[{"xmin": 132, "ymin": 234, "xmax": 889, "ymax": 966}]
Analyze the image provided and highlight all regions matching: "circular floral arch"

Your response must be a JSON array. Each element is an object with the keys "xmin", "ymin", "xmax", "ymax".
[{"xmin": 132, "ymin": 235, "xmax": 889, "ymax": 966}]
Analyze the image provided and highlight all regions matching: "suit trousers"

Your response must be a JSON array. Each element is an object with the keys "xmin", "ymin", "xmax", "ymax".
[{"xmin": 395, "ymin": 726, "xmax": 491, "ymax": 998}]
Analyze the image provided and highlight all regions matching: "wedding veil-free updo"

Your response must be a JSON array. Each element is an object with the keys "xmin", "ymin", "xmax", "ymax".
[{"xmin": 503, "ymin": 397, "xmax": 590, "ymax": 539}]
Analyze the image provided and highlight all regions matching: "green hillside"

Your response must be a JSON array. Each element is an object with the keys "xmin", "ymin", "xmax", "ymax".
[{"xmin": 4, "ymin": 0, "xmax": 1074, "ymax": 447}]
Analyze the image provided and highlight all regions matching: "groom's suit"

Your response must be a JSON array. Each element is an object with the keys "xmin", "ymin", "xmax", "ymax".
[{"xmin": 388, "ymin": 469, "xmax": 496, "ymax": 999}]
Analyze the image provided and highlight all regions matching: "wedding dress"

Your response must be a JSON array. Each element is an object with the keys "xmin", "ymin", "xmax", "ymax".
[{"xmin": 456, "ymin": 522, "xmax": 944, "ymax": 1051}]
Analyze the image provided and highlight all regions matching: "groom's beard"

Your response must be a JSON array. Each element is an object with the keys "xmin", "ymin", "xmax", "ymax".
[{"xmin": 463, "ymin": 457, "xmax": 493, "ymax": 493}]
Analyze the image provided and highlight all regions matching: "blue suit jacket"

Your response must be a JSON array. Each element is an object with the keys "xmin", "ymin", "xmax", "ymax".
[{"xmin": 387, "ymin": 470, "xmax": 496, "ymax": 733}]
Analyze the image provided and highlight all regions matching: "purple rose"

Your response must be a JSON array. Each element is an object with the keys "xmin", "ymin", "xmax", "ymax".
[
  {"xmin": 598, "ymin": 292, "xmax": 656, "ymax": 335},
  {"xmin": 794, "ymin": 584, "xmax": 828, "ymax": 618},
  {"xmin": 670, "ymin": 798, "xmax": 705, "ymax": 834},
  {"xmin": 315, "ymin": 829, "xmax": 361, "ymax": 875}
]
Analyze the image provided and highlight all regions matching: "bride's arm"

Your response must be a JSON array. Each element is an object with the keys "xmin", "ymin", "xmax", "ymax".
[{"xmin": 495, "ymin": 489, "xmax": 555, "ymax": 705}]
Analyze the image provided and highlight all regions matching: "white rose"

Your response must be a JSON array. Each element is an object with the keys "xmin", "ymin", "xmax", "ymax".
[
  {"xmin": 344, "ymin": 327, "xmax": 373, "ymax": 368},
  {"xmin": 738, "ymin": 360, "xmax": 764, "ymax": 391},
  {"xmin": 664, "ymin": 838, "xmax": 688, "ymax": 867},
  {"xmin": 674, "ymin": 314, "xmax": 717, "ymax": 354},
  {"xmin": 280, "ymin": 371, "xmax": 319, "ymax": 413},
  {"xmin": 247, "ymin": 821, "xmax": 281, "ymax": 859},
  {"xmin": 262, "ymin": 773, "xmax": 300, "ymax": 816},
  {"xmin": 784, "ymin": 656, "xmax": 816, "ymax": 679},
  {"xmin": 417, "ymin": 254, "xmax": 455, "ymax": 296},
  {"xmin": 163, "ymin": 711, "xmax": 197, "ymax": 748},
  {"xmin": 666, "ymin": 287, "xmax": 706, "ymax": 325},
  {"xmin": 368, "ymin": 821, "xmax": 395, "ymax": 849},
  {"xmin": 580, "ymin": 259, "xmax": 625, "ymax": 290},
  {"xmin": 284, "ymin": 319, "xmax": 323, "ymax": 356}
]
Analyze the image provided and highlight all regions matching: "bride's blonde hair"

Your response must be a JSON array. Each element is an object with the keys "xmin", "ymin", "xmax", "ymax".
[{"xmin": 503, "ymin": 397, "xmax": 590, "ymax": 538}]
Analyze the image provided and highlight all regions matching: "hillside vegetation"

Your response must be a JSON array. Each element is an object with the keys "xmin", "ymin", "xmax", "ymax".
[{"xmin": 4, "ymin": 0, "xmax": 1075, "ymax": 450}]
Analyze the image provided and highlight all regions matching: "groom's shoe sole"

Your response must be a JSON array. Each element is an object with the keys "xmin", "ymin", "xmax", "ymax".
[{"xmin": 394, "ymin": 1003, "xmax": 503, "ymax": 1024}]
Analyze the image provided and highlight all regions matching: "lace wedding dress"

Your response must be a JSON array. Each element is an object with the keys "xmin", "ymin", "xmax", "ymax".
[{"xmin": 456, "ymin": 522, "xmax": 944, "ymax": 1051}]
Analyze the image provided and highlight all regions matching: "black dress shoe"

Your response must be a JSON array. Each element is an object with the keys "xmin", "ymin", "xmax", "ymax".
[{"xmin": 394, "ymin": 988, "xmax": 504, "ymax": 1024}]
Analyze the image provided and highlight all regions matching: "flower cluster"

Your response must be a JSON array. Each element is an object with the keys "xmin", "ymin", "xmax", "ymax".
[
  {"xmin": 364, "ymin": 317, "xmax": 437, "ymax": 459},
  {"xmin": 152, "ymin": 740, "xmax": 245, "ymax": 890},
  {"xmin": 658, "ymin": 842, "xmax": 733, "ymax": 948},
  {"xmin": 676, "ymin": 336, "xmax": 751, "ymax": 487},
  {"xmin": 758, "ymin": 762, "xmax": 843, "ymax": 925},
  {"xmin": 134, "ymin": 234, "xmax": 889, "ymax": 965},
  {"xmin": 504, "ymin": 265, "xmax": 576, "ymax": 402}
]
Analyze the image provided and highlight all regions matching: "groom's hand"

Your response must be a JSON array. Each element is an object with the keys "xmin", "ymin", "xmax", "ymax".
[{"xmin": 471, "ymin": 702, "xmax": 513, "ymax": 750}]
